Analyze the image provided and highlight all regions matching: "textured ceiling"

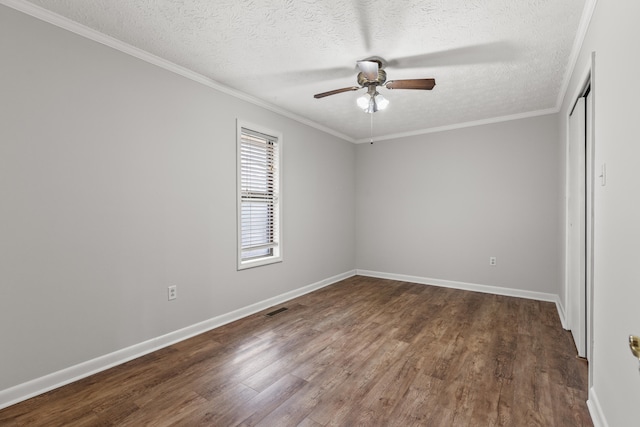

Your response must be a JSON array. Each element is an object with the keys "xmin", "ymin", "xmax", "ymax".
[{"xmin": 19, "ymin": 0, "xmax": 587, "ymax": 141}]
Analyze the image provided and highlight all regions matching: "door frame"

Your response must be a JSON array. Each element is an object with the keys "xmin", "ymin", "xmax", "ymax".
[{"xmin": 564, "ymin": 55, "xmax": 595, "ymax": 365}]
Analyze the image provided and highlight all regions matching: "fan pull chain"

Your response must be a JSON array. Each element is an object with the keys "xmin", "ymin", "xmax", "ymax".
[{"xmin": 370, "ymin": 111, "xmax": 374, "ymax": 144}]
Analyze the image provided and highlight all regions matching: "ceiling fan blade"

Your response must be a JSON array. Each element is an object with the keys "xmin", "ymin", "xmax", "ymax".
[
  {"xmin": 313, "ymin": 86, "xmax": 361, "ymax": 99},
  {"xmin": 386, "ymin": 79, "xmax": 436, "ymax": 90},
  {"xmin": 386, "ymin": 42, "xmax": 519, "ymax": 69},
  {"xmin": 357, "ymin": 60, "xmax": 379, "ymax": 81},
  {"xmin": 355, "ymin": 5, "xmax": 372, "ymax": 51}
]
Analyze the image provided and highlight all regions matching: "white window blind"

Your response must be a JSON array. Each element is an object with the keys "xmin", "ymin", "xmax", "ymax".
[{"xmin": 237, "ymin": 123, "xmax": 281, "ymax": 268}]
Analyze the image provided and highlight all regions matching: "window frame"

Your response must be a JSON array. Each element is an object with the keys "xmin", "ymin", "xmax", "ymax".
[{"xmin": 236, "ymin": 119, "xmax": 283, "ymax": 270}]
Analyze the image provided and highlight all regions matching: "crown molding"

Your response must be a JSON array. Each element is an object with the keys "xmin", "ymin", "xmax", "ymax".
[
  {"xmin": 555, "ymin": 0, "xmax": 599, "ymax": 110},
  {"xmin": 2, "ymin": 0, "xmax": 596, "ymax": 145},
  {"xmin": 0, "ymin": 0, "xmax": 355, "ymax": 144},
  {"xmin": 354, "ymin": 107, "xmax": 558, "ymax": 144}
]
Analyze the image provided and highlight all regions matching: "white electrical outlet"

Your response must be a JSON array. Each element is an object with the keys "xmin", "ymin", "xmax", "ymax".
[
  {"xmin": 489, "ymin": 257, "xmax": 497, "ymax": 266},
  {"xmin": 168, "ymin": 285, "xmax": 177, "ymax": 301}
]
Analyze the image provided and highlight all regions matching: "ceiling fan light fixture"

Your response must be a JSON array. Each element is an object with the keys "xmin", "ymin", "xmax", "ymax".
[
  {"xmin": 374, "ymin": 93, "xmax": 389, "ymax": 110},
  {"xmin": 357, "ymin": 91, "xmax": 388, "ymax": 114},
  {"xmin": 356, "ymin": 94, "xmax": 370, "ymax": 110}
]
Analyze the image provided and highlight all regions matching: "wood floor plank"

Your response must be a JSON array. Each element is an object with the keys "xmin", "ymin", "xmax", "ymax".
[
  {"xmin": 243, "ymin": 326, "xmax": 344, "ymax": 392},
  {"xmin": 296, "ymin": 416, "xmax": 325, "ymax": 427},
  {"xmin": 307, "ymin": 338, "xmax": 410, "ymax": 425},
  {"xmin": 338, "ymin": 349, "xmax": 423, "ymax": 427},
  {"xmin": 0, "ymin": 276, "xmax": 592, "ymax": 426},
  {"xmin": 252, "ymin": 365, "xmax": 349, "ymax": 427},
  {"xmin": 119, "ymin": 391, "xmax": 208, "ymax": 427},
  {"xmin": 386, "ymin": 372, "xmax": 444, "ymax": 426},
  {"xmin": 219, "ymin": 374, "xmax": 307, "ymax": 427}
]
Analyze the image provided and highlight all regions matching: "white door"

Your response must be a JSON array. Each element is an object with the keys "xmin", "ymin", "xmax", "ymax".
[
  {"xmin": 568, "ymin": 97, "xmax": 586, "ymax": 358},
  {"xmin": 584, "ymin": 89, "xmax": 593, "ymax": 363}
]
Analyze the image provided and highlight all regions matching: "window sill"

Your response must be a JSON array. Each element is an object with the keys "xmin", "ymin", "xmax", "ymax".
[{"xmin": 237, "ymin": 255, "xmax": 282, "ymax": 271}]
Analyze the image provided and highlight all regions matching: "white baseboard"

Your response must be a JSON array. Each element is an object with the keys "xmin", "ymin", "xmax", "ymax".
[
  {"xmin": 587, "ymin": 387, "xmax": 608, "ymax": 427},
  {"xmin": 0, "ymin": 269, "xmax": 356, "ymax": 410},
  {"xmin": 555, "ymin": 297, "xmax": 568, "ymax": 329},
  {"xmin": 356, "ymin": 269, "xmax": 563, "ymax": 315}
]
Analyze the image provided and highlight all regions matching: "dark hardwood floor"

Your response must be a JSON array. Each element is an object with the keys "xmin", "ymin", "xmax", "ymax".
[{"xmin": 0, "ymin": 276, "xmax": 592, "ymax": 426}]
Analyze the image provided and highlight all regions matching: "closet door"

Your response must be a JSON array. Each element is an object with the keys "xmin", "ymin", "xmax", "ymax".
[{"xmin": 568, "ymin": 97, "xmax": 586, "ymax": 358}]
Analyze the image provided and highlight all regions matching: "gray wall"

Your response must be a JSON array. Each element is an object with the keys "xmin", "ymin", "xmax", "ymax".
[
  {"xmin": 0, "ymin": 5, "xmax": 355, "ymax": 391},
  {"xmin": 0, "ymin": 1, "xmax": 574, "ymax": 409},
  {"xmin": 356, "ymin": 115, "xmax": 562, "ymax": 295},
  {"xmin": 559, "ymin": 2, "xmax": 640, "ymax": 425}
]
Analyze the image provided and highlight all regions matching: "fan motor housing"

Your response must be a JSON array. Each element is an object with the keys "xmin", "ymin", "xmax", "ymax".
[{"xmin": 357, "ymin": 69, "xmax": 387, "ymax": 86}]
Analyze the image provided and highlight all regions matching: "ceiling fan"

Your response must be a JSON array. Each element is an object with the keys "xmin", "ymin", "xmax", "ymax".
[{"xmin": 313, "ymin": 58, "xmax": 435, "ymax": 113}]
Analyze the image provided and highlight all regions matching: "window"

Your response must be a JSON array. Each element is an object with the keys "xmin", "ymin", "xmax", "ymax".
[{"xmin": 237, "ymin": 120, "xmax": 282, "ymax": 269}]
